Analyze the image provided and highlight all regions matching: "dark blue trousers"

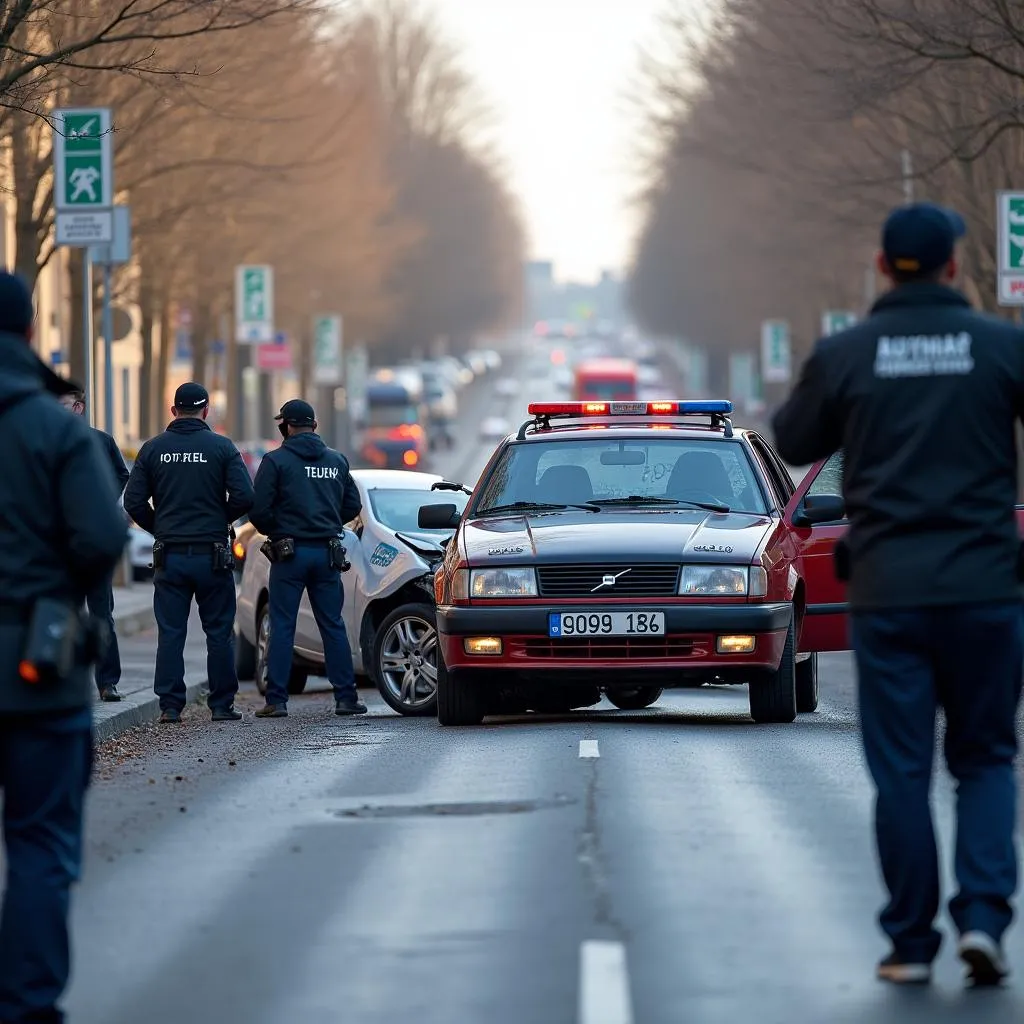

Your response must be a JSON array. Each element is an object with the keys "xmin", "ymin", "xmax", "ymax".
[
  {"xmin": 266, "ymin": 545, "xmax": 355, "ymax": 706},
  {"xmin": 85, "ymin": 571, "xmax": 120, "ymax": 692},
  {"xmin": 852, "ymin": 602, "xmax": 1023, "ymax": 963},
  {"xmin": 153, "ymin": 551, "xmax": 238, "ymax": 713},
  {"xmin": 0, "ymin": 708, "xmax": 92, "ymax": 1024}
]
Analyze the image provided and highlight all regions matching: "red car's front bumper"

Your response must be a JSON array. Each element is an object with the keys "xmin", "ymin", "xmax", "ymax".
[{"xmin": 437, "ymin": 602, "xmax": 792, "ymax": 683}]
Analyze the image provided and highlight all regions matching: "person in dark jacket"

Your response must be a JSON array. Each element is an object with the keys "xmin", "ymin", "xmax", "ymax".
[
  {"xmin": 124, "ymin": 382, "xmax": 254, "ymax": 723},
  {"xmin": 250, "ymin": 399, "xmax": 365, "ymax": 718},
  {"xmin": 58, "ymin": 388, "xmax": 129, "ymax": 701},
  {"xmin": 0, "ymin": 272, "xmax": 127, "ymax": 1024},
  {"xmin": 773, "ymin": 203, "xmax": 1024, "ymax": 988}
]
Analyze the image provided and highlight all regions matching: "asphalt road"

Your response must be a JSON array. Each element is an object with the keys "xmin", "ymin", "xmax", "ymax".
[{"xmin": 48, "ymin": 346, "xmax": 1024, "ymax": 1021}]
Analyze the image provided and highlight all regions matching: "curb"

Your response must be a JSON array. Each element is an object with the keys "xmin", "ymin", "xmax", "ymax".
[
  {"xmin": 113, "ymin": 604, "xmax": 156, "ymax": 639},
  {"xmin": 92, "ymin": 676, "xmax": 209, "ymax": 743}
]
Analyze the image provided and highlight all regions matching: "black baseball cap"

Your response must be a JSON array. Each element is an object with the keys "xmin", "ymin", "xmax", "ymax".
[
  {"xmin": 882, "ymin": 202, "xmax": 966, "ymax": 276},
  {"xmin": 173, "ymin": 381, "xmax": 209, "ymax": 410},
  {"xmin": 0, "ymin": 271, "xmax": 34, "ymax": 335},
  {"xmin": 275, "ymin": 399, "xmax": 316, "ymax": 426}
]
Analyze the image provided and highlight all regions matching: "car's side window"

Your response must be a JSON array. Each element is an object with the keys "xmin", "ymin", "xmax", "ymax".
[
  {"xmin": 806, "ymin": 450, "xmax": 844, "ymax": 498},
  {"xmin": 747, "ymin": 434, "xmax": 792, "ymax": 509}
]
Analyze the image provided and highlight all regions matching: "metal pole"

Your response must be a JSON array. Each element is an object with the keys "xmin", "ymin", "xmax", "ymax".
[
  {"xmin": 102, "ymin": 261, "xmax": 114, "ymax": 436},
  {"xmin": 901, "ymin": 149, "xmax": 914, "ymax": 204},
  {"xmin": 82, "ymin": 250, "xmax": 94, "ymax": 427}
]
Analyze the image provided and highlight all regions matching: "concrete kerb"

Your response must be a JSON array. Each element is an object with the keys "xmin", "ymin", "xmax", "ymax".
[
  {"xmin": 113, "ymin": 603, "xmax": 156, "ymax": 640},
  {"xmin": 92, "ymin": 675, "xmax": 209, "ymax": 744}
]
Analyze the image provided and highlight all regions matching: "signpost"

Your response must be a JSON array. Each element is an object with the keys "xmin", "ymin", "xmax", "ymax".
[
  {"xmin": 760, "ymin": 320, "xmax": 792, "ymax": 384},
  {"xmin": 821, "ymin": 310, "xmax": 857, "ymax": 336},
  {"xmin": 997, "ymin": 192, "xmax": 1024, "ymax": 306},
  {"xmin": 88, "ymin": 205, "xmax": 131, "ymax": 435},
  {"xmin": 234, "ymin": 265, "xmax": 274, "ymax": 342},
  {"xmin": 52, "ymin": 107, "xmax": 114, "ymax": 429},
  {"xmin": 313, "ymin": 314, "xmax": 343, "ymax": 384}
]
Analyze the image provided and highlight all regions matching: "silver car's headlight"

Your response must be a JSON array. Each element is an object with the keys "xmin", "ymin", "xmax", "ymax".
[
  {"xmin": 680, "ymin": 565, "xmax": 767, "ymax": 597},
  {"xmin": 470, "ymin": 567, "xmax": 538, "ymax": 598}
]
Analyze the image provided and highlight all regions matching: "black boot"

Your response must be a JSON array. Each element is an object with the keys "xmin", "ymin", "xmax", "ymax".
[{"xmin": 335, "ymin": 697, "xmax": 367, "ymax": 716}]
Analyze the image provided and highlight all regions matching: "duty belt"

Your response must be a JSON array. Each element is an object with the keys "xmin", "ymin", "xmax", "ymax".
[{"xmin": 162, "ymin": 542, "xmax": 218, "ymax": 555}]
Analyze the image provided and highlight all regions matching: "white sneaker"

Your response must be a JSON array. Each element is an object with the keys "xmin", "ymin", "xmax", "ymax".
[{"xmin": 958, "ymin": 931, "xmax": 1009, "ymax": 987}]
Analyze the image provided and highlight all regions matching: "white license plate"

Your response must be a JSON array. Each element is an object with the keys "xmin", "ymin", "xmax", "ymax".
[{"xmin": 548, "ymin": 611, "xmax": 665, "ymax": 637}]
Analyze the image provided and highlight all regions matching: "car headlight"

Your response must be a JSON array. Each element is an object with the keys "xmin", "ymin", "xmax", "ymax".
[
  {"xmin": 470, "ymin": 567, "xmax": 538, "ymax": 598},
  {"xmin": 680, "ymin": 565, "xmax": 768, "ymax": 597}
]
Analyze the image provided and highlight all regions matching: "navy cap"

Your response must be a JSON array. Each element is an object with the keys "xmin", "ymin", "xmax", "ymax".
[
  {"xmin": 0, "ymin": 271, "xmax": 34, "ymax": 335},
  {"xmin": 173, "ymin": 381, "xmax": 209, "ymax": 410},
  {"xmin": 882, "ymin": 202, "xmax": 966, "ymax": 276},
  {"xmin": 275, "ymin": 399, "xmax": 316, "ymax": 426}
]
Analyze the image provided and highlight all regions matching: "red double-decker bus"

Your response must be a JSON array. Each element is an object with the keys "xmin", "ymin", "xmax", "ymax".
[{"xmin": 572, "ymin": 358, "xmax": 639, "ymax": 401}]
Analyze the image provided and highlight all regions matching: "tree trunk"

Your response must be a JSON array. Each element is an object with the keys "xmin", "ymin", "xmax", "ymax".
[
  {"xmin": 191, "ymin": 302, "xmax": 210, "ymax": 385},
  {"xmin": 10, "ymin": 113, "xmax": 40, "ymax": 296},
  {"xmin": 155, "ymin": 301, "xmax": 172, "ymax": 428},
  {"xmin": 138, "ymin": 280, "xmax": 155, "ymax": 438},
  {"xmin": 67, "ymin": 252, "xmax": 86, "ymax": 386}
]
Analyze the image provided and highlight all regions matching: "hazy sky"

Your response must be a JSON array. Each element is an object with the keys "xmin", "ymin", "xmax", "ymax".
[{"xmin": 431, "ymin": 0, "xmax": 670, "ymax": 285}]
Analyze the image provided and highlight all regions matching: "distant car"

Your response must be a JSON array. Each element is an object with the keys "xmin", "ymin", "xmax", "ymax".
[
  {"xmin": 495, "ymin": 378, "xmax": 520, "ymax": 397},
  {"xmin": 127, "ymin": 523, "xmax": 153, "ymax": 581},
  {"xmin": 234, "ymin": 470, "xmax": 470, "ymax": 716},
  {"xmin": 464, "ymin": 351, "xmax": 489, "ymax": 376},
  {"xmin": 479, "ymin": 416, "xmax": 511, "ymax": 441},
  {"xmin": 481, "ymin": 349, "xmax": 502, "ymax": 371}
]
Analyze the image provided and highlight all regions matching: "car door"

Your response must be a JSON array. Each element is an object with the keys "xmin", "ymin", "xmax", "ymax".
[{"xmin": 782, "ymin": 450, "xmax": 849, "ymax": 652}]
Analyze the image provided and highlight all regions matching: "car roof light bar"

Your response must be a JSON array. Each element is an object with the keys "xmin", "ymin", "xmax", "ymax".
[{"xmin": 519, "ymin": 400, "xmax": 734, "ymax": 439}]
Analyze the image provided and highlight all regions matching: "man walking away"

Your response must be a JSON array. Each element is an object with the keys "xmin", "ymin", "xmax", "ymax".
[
  {"xmin": 124, "ymin": 382, "xmax": 254, "ymax": 723},
  {"xmin": 250, "ymin": 399, "xmax": 365, "ymax": 718},
  {"xmin": 0, "ymin": 271, "xmax": 128, "ymax": 1023},
  {"xmin": 59, "ymin": 388, "xmax": 129, "ymax": 702},
  {"xmin": 773, "ymin": 203, "xmax": 1024, "ymax": 988}
]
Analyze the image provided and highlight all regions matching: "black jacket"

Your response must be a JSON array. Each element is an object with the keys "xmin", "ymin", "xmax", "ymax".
[
  {"xmin": 250, "ymin": 432, "xmax": 361, "ymax": 541},
  {"xmin": 773, "ymin": 283, "xmax": 1024, "ymax": 610},
  {"xmin": 0, "ymin": 333, "xmax": 128, "ymax": 714},
  {"xmin": 94, "ymin": 427, "xmax": 129, "ymax": 494},
  {"xmin": 123, "ymin": 418, "xmax": 254, "ymax": 543}
]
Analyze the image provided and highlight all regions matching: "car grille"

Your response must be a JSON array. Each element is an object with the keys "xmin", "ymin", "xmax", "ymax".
[
  {"xmin": 514, "ymin": 636, "xmax": 706, "ymax": 660},
  {"xmin": 536, "ymin": 564, "xmax": 680, "ymax": 598}
]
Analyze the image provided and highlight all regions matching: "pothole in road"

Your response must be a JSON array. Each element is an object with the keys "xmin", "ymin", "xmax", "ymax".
[{"xmin": 330, "ymin": 795, "xmax": 576, "ymax": 819}]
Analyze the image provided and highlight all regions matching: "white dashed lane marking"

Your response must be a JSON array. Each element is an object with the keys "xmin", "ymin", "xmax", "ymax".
[
  {"xmin": 579, "ymin": 740, "xmax": 600, "ymax": 758},
  {"xmin": 579, "ymin": 940, "xmax": 633, "ymax": 1024}
]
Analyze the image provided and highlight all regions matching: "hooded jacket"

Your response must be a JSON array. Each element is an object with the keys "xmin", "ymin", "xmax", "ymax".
[
  {"xmin": 772, "ymin": 283, "xmax": 1024, "ymax": 610},
  {"xmin": 250, "ymin": 432, "xmax": 361, "ymax": 541},
  {"xmin": 0, "ymin": 332, "xmax": 128, "ymax": 714}
]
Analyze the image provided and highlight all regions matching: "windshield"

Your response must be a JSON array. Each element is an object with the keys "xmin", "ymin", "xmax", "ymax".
[
  {"xmin": 474, "ymin": 436, "xmax": 768, "ymax": 515},
  {"xmin": 367, "ymin": 404, "xmax": 418, "ymax": 428},
  {"xmin": 369, "ymin": 488, "xmax": 469, "ymax": 533},
  {"xmin": 575, "ymin": 378, "xmax": 636, "ymax": 401}
]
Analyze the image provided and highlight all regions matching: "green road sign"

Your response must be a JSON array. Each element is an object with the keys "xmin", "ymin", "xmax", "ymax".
[
  {"xmin": 313, "ymin": 315, "xmax": 343, "ymax": 385},
  {"xmin": 53, "ymin": 107, "xmax": 113, "ymax": 245},
  {"xmin": 822, "ymin": 311, "xmax": 857, "ymax": 336},
  {"xmin": 760, "ymin": 320, "xmax": 791, "ymax": 383},
  {"xmin": 235, "ymin": 265, "xmax": 274, "ymax": 343}
]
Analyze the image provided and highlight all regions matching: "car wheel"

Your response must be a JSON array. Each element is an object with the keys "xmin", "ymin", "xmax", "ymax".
[
  {"xmin": 254, "ymin": 602, "xmax": 308, "ymax": 696},
  {"xmin": 796, "ymin": 653, "xmax": 819, "ymax": 713},
  {"xmin": 235, "ymin": 628, "xmax": 257, "ymax": 681},
  {"xmin": 373, "ymin": 602, "xmax": 438, "ymax": 717},
  {"xmin": 255, "ymin": 603, "xmax": 271, "ymax": 697},
  {"xmin": 436, "ymin": 660, "xmax": 485, "ymax": 726},
  {"xmin": 749, "ymin": 622, "xmax": 798, "ymax": 724},
  {"xmin": 606, "ymin": 686, "xmax": 663, "ymax": 710}
]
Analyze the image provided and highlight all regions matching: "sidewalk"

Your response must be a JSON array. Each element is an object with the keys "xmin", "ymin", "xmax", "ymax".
[{"xmin": 93, "ymin": 597, "xmax": 209, "ymax": 743}]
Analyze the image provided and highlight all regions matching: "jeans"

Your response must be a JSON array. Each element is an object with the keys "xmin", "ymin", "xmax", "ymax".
[
  {"xmin": 85, "ymin": 572, "xmax": 120, "ymax": 692},
  {"xmin": 153, "ymin": 551, "xmax": 238, "ymax": 712},
  {"xmin": 852, "ymin": 602, "xmax": 1023, "ymax": 962},
  {"xmin": 265, "ymin": 544, "xmax": 356, "ymax": 706},
  {"xmin": 0, "ymin": 708, "xmax": 92, "ymax": 1024}
]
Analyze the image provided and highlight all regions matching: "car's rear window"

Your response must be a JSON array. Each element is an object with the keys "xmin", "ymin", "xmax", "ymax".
[{"xmin": 474, "ymin": 436, "xmax": 768, "ymax": 514}]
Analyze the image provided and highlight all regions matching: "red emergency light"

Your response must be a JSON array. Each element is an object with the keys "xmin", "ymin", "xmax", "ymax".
[{"xmin": 527, "ymin": 400, "xmax": 733, "ymax": 417}]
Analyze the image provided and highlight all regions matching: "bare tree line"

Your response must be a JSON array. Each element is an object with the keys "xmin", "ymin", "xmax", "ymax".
[
  {"xmin": 0, "ymin": 0, "xmax": 524, "ymax": 435},
  {"xmin": 628, "ymin": 0, "xmax": 1024, "ymax": 382}
]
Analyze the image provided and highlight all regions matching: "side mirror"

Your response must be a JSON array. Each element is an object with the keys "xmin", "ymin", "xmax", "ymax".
[
  {"xmin": 794, "ymin": 493, "xmax": 845, "ymax": 526},
  {"xmin": 418, "ymin": 502, "xmax": 461, "ymax": 529}
]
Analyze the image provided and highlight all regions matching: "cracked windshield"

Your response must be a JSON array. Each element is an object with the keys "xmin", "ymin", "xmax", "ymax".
[{"xmin": 2, "ymin": 0, "xmax": 1023, "ymax": 1022}]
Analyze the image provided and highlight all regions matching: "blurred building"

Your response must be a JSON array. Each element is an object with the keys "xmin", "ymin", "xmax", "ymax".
[{"xmin": 523, "ymin": 260, "xmax": 626, "ymax": 332}]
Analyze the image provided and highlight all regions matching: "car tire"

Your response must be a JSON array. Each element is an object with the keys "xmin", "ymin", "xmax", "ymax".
[
  {"xmin": 436, "ymin": 660, "xmax": 485, "ymax": 726},
  {"xmin": 372, "ymin": 602, "xmax": 439, "ymax": 717},
  {"xmin": 606, "ymin": 686, "xmax": 663, "ymax": 710},
  {"xmin": 749, "ymin": 622, "xmax": 798, "ymax": 724},
  {"xmin": 796, "ymin": 653, "xmax": 819, "ymax": 713},
  {"xmin": 254, "ymin": 602, "xmax": 309, "ymax": 696},
  {"xmin": 235, "ymin": 628, "xmax": 257, "ymax": 682}
]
